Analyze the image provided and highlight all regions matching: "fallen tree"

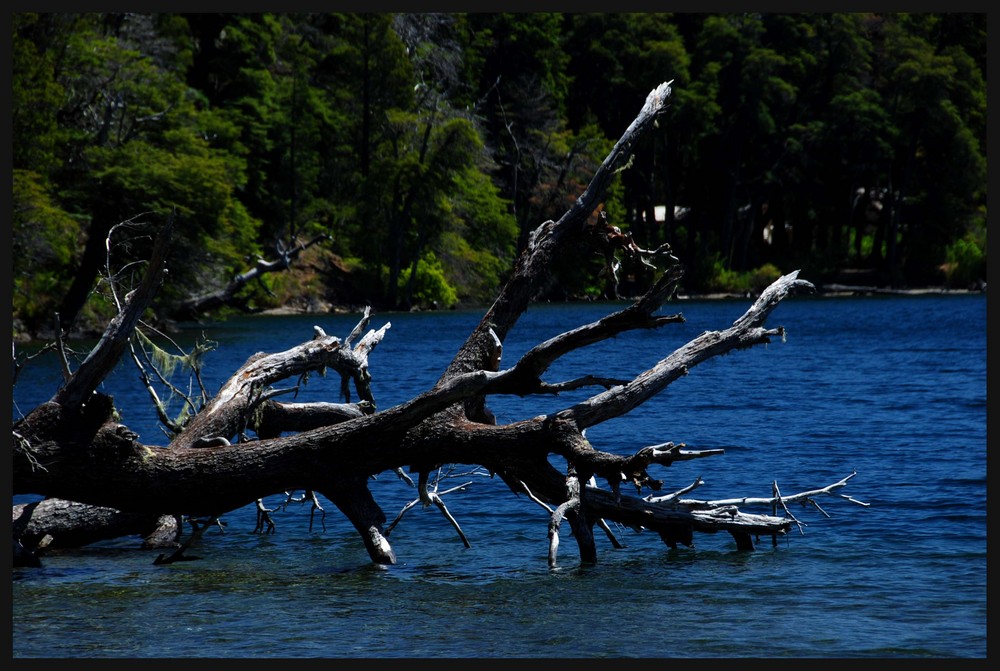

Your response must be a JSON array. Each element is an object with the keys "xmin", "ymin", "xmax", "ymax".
[
  {"xmin": 12, "ymin": 82, "xmax": 867, "ymax": 569},
  {"xmin": 173, "ymin": 232, "xmax": 332, "ymax": 321}
]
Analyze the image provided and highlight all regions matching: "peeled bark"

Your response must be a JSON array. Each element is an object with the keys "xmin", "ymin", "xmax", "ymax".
[{"xmin": 12, "ymin": 82, "xmax": 868, "ymax": 568}]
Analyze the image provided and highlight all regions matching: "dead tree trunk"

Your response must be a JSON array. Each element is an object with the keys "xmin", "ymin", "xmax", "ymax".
[{"xmin": 12, "ymin": 82, "xmax": 867, "ymax": 568}]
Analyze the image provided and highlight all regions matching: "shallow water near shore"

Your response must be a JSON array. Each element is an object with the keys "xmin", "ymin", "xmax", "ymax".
[{"xmin": 11, "ymin": 293, "xmax": 987, "ymax": 658}]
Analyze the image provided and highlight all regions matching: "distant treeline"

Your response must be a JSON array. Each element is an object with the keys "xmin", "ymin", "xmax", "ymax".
[{"xmin": 12, "ymin": 13, "xmax": 986, "ymax": 335}]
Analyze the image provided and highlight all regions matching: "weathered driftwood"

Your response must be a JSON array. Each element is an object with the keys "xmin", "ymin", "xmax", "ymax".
[
  {"xmin": 167, "ymin": 318, "xmax": 388, "ymax": 450},
  {"xmin": 175, "ymin": 233, "xmax": 331, "ymax": 319},
  {"xmin": 12, "ymin": 498, "xmax": 178, "ymax": 563},
  {"xmin": 12, "ymin": 82, "xmax": 867, "ymax": 568}
]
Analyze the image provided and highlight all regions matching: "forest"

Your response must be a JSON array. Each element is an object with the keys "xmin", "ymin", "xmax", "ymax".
[{"xmin": 12, "ymin": 12, "xmax": 987, "ymax": 343}]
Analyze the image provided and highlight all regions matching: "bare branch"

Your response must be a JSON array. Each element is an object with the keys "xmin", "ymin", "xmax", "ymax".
[
  {"xmin": 344, "ymin": 306, "xmax": 373, "ymax": 348},
  {"xmin": 556, "ymin": 271, "xmax": 816, "ymax": 429},
  {"xmin": 177, "ymin": 233, "xmax": 331, "ymax": 318},
  {"xmin": 677, "ymin": 471, "xmax": 868, "ymax": 510},
  {"xmin": 52, "ymin": 216, "xmax": 172, "ymax": 411},
  {"xmin": 444, "ymin": 81, "xmax": 675, "ymax": 381}
]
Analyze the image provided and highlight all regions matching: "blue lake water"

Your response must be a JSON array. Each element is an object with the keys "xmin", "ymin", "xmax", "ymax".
[{"xmin": 11, "ymin": 293, "xmax": 987, "ymax": 658}]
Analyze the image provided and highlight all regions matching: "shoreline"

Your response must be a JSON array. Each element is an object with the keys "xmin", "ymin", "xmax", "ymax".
[
  {"xmin": 259, "ymin": 282, "xmax": 985, "ymax": 316},
  {"xmin": 12, "ymin": 283, "xmax": 986, "ymax": 345},
  {"xmin": 677, "ymin": 283, "xmax": 986, "ymax": 301}
]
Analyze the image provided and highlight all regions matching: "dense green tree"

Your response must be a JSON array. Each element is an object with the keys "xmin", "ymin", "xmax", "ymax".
[
  {"xmin": 744, "ymin": 13, "xmax": 893, "ymax": 277},
  {"xmin": 303, "ymin": 13, "xmax": 415, "ymax": 303},
  {"xmin": 873, "ymin": 13, "xmax": 986, "ymax": 285},
  {"xmin": 180, "ymin": 13, "xmax": 335, "ymax": 287},
  {"xmin": 798, "ymin": 14, "xmax": 895, "ymax": 266},
  {"xmin": 435, "ymin": 165, "xmax": 518, "ymax": 304},
  {"xmin": 12, "ymin": 13, "xmax": 262, "ymax": 333},
  {"xmin": 650, "ymin": 12, "xmax": 989, "ymax": 291},
  {"xmin": 460, "ymin": 13, "xmax": 572, "ymax": 252},
  {"xmin": 11, "ymin": 14, "xmax": 69, "ymax": 176},
  {"xmin": 12, "ymin": 170, "xmax": 84, "ymax": 333},
  {"xmin": 676, "ymin": 14, "xmax": 803, "ymax": 283},
  {"xmin": 368, "ymin": 13, "xmax": 516, "ymax": 308},
  {"xmin": 12, "ymin": 14, "xmax": 81, "ymax": 332},
  {"xmin": 563, "ymin": 14, "xmax": 691, "ymax": 272}
]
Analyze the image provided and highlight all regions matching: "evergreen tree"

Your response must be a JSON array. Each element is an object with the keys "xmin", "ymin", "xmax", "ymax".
[
  {"xmin": 875, "ymin": 13, "xmax": 986, "ymax": 285},
  {"xmin": 13, "ymin": 13, "xmax": 260, "ymax": 332}
]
